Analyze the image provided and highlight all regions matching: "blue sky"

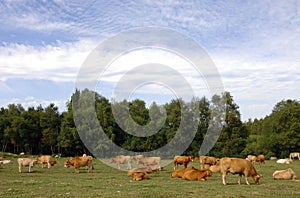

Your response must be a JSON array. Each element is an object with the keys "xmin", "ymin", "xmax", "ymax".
[{"xmin": 0, "ymin": 0, "xmax": 299, "ymax": 121}]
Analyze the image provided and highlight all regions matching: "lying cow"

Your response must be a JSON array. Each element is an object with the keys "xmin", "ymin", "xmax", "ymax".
[
  {"xmin": 64, "ymin": 156, "xmax": 93, "ymax": 173},
  {"xmin": 273, "ymin": 168, "xmax": 298, "ymax": 180},
  {"xmin": 182, "ymin": 168, "xmax": 212, "ymax": 181},
  {"xmin": 220, "ymin": 157, "xmax": 262, "ymax": 185},
  {"xmin": 276, "ymin": 158, "xmax": 292, "ymax": 164},
  {"xmin": 171, "ymin": 167, "xmax": 195, "ymax": 178},
  {"xmin": 136, "ymin": 156, "xmax": 161, "ymax": 170},
  {"xmin": 36, "ymin": 155, "xmax": 52, "ymax": 168},
  {"xmin": 127, "ymin": 167, "xmax": 153, "ymax": 176},
  {"xmin": 132, "ymin": 172, "xmax": 149, "ymax": 181},
  {"xmin": 173, "ymin": 155, "xmax": 193, "ymax": 170},
  {"xmin": 17, "ymin": 158, "xmax": 38, "ymax": 173},
  {"xmin": 110, "ymin": 155, "xmax": 132, "ymax": 170}
]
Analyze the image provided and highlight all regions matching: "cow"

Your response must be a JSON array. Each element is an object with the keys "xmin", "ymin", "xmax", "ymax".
[
  {"xmin": 220, "ymin": 157, "xmax": 262, "ymax": 185},
  {"xmin": 17, "ymin": 158, "xmax": 38, "ymax": 173},
  {"xmin": 127, "ymin": 167, "xmax": 153, "ymax": 176},
  {"xmin": 136, "ymin": 156, "xmax": 161, "ymax": 170},
  {"xmin": 173, "ymin": 156, "xmax": 193, "ymax": 170},
  {"xmin": 289, "ymin": 152, "xmax": 300, "ymax": 160},
  {"xmin": 273, "ymin": 168, "xmax": 298, "ymax": 180},
  {"xmin": 35, "ymin": 155, "xmax": 52, "ymax": 168},
  {"xmin": 276, "ymin": 158, "xmax": 292, "ymax": 164},
  {"xmin": 42, "ymin": 160, "xmax": 57, "ymax": 167},
  {"xmin": 246, "ymin": 155, "xmax": 257, "ymax": 163},
  {"xmin": 182, "ymin": 168, "xmax": 212, "ymax": 181},
  {"xmin": 64, "ymin": 156, "xmax": 93, "ymax": 173},
  {"xmin": 209, "ymin": 165, "xmax": 221, "ymax": 173},
  {"xmin": 199, "ymin": 156, "xmax": 219, "ymax": 169},
  {"xmin": 132, "ymin": 172, "xmax": 149, "ymax": 181},
  {"xmin": 0, "ymin": 159, "xmax": 11, "ymax": 167},
  {"xmin": 109, "ymin": 155, "xmax": 132, "ymax": 170},
  {"xmin": 171, "ymin": 167, "xmax": 195, "ymax": 178}
]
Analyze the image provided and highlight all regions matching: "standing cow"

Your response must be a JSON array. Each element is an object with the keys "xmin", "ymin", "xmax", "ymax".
[
  {"xmin": 17, "ymin": 158, "xmax": 38, "ymax": 173},
  {"xmin": 173, "ymin": 156, "xmax": 193, "ymax": 170}
]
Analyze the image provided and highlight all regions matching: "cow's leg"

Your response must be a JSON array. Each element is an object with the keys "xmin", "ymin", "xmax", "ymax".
[
  {"xmin": 28, "ymin": 165, "xmax": 31, "ymax": 173},
  {"xmin": 245, "ymin": 176, "xmax": 250, "ymax": 185},
  {"xmin": 19, "ymin": 165, "xmax": 21, "ymax": 173},
  {"xmin": 128, "ymin": 161, "xmax": 132, "ymax": 170},
  {"xmin": 238, "ymin": 174, "xmax": 242, "ymax": 185},
  {"xmin": 48, "ymin": 161, "xmax": 51, "ymax": 168},
  {"xmin": 222, "ymin": 173, "xmax": 227, "ymax": 185}
]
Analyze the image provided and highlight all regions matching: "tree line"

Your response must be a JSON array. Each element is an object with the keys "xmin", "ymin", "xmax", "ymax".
[{"xmin": 0, "ymin": 89, "xmax": 299, "ymax": 158}]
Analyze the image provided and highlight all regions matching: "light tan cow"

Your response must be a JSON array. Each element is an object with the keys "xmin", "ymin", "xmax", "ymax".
[
  {"xmin": 220, "ymin": 157, "xmax": 262, "ymax": 185},
  {"xmin": 36, "ymin": 155, "xmax": 52, "ymax": 168},
  {"xmin": 209, "ymin": 165, "xmax": 221, "ymax": 173},
  {"xmin": 136, "ymin": 157, "xmax": 161, "ymax": 170},
  {"xmin": 64, "ymin": 156, "xmax": 93, "ymax": 173},
  {"xmin": 289, "ymin": 152, "xmax": 300, "ymax": 160},
  {"xmin": 182, "ymin": 168, "xmax": 212, "ymax": 181},
  {"xmin": 110, "ymin": 155, "xmax": 132, "ymax": 170},
  {"xmin": 246, "ymin": 155, "xmax": 257, "ymax": 163},
  {"xmin": 173, "ymin": 156, "xmax": 193, "ymax": 170},
  {"xmin": 273, "ymin": 168, "xmax": 297, "ymax": 180},
  {"xmin": 17, "ymin": 158, "xmax": 38, "ymax": 173},
  {"xmin": 199, "ymin": 156, "xmax": 219, "ymax": 169},
  {"xmin": 127, "ymin": 167, "xmax": 153, "ymax": 176}
]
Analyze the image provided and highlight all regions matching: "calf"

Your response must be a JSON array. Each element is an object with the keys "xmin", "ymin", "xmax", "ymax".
[
  {"xmin": 273, "ymin": 168, "xmax": 297, "ymax": 180},
  {"xmin": 182, "ymin": 168, "xmax": 212, "ymax": 181},
  {"xmin": 43, "ymin": 160, "xmax": 57, "ymax": 167},
  {"xmin": 17, "ymin": 158, "xmax": 38, "ymax": 173},
  {"xmin": 173, "ymin": 156, "xmax": 193, "ymax": 170},
  {"xmin": 220, "ymin": 157, "xmax": 262, "ymax": 185}
]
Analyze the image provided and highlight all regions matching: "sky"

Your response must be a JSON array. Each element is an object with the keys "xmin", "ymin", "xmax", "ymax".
[{"xmin": 0, "ymin": 0, "xmax": 300, "ymax": 121}]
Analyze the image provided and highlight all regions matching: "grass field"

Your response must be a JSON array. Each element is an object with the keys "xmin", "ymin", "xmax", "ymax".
[{"xmin": 0, "ymin": 154, "xmax": 299, "ymax": 198}]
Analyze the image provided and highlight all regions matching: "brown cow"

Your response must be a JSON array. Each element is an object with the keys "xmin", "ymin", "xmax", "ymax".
[
  {"xmin": 110, "ymin": 155, "xmax": 132, "ymax": 170},
  {"xmin": 36, "ymin": 155, "xmax": 52, "ymax": 168},
  {"xmin": 171, "ymin": 167, "xmax": 195, "ymax": 178},
  {"xmin": 256, "ymin": 155, "xmax": 265, "ymax": 164},
  {"xmin": 220, "ymin": 157, "xmax": 262, "ymax": 185},
  {"xmin": 132, "ymin": 172, "xmax": 149, "ymax": 181},
  {"xmin": 273, "ymin": 168, "xmax": 297, "ymax": 180},
  {"xmin": 182, "ymin": 168, "xmax": 212, "ymax": 181},
  {"xmin": 173, "ymin": 156, "xmax": 193, "ymax": 170},
  {"xmin": 64, "ymin": 156, "xmax": 93, "ymax": 173},
  {"xmin": 199, "ymin": 156, "xmax": 219, "ymax": 169},
  {"xmin": 17, "ymin": 158, "xmax": 38, "ymax": 173},
  {"xmin": 136, "ymin": 157, "xmax": 161, "ymax": 170}
]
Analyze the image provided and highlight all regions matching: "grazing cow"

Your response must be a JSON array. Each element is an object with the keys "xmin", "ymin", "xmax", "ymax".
[
  {"xmin": 256, "ymin": 155, "xmax": 265, "ymax": 164},
  {"xmin": 289, "ymin": 152, "xmax": 300, "ymax": 160},
  {"xmin": 132, "ymin": 172, "xmax": 149, "ymax": 181},
  {"xmin": 136, "ymin": 157, "xmax": 161, "ymax": 170},
  {"xmin": 276, "ymin": 158, "xmax": 292, "ymax": 164},
  {"xmin": 182, "ymin": 168, "xmax": 212, "ymax": 181},
  {"xmin": 199, "ymin": 156, "xmax": 219, "ymax": 169},
  {"xmin": 109, "ymin": 155, "xmax": 132, "ymax": 170},
  {"xmin": 17, "ymin": 158, "xmax": 38, "ymax": 173},
  {"xmin": 35, "ymin": 155, "xmax": 52, "ymax": 168},
  {"xmin": 273, "ymin": 168, "xmax": 298, "ymax": 180},
  {"xmin": 220, "ymin": 157, "xmax": 262, "ymax": 185},
  {"xmin": 43, "ymin": 160, "xmax": 57, "ymax": 167},
  {"xmin": 171, "ymin": 167, "xmax": 195, "ymax": 178},
  {"xmin": 173, "ymin": 156, "xmax": 193, "ymax": 170},
  {"xmin": 64, "ymin": 156, "xmax": 93, "ymax": 173}
]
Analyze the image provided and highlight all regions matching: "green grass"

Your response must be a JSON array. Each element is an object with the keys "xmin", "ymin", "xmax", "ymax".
[{"xmin": 0, "ymin": 155, "xmax": 299, "ymax": 197}]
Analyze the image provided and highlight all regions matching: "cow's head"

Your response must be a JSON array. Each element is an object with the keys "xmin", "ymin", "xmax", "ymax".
[{"xmin": 253, "ymin": 174, "xmax": 262, "ymax": 184}]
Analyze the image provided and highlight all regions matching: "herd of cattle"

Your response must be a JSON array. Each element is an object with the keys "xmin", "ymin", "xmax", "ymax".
[{"xmin": 0, "ymin": 152, "xmax": 299, "ymax": 185}]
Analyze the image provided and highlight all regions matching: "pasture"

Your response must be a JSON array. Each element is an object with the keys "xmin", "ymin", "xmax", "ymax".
[{"xmin": 0, "ymin": 155, "xmax": 299, "ymax": 197}]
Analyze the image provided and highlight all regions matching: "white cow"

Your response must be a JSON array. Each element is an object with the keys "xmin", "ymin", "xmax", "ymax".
[
  {"xmin": 276, "ymin": 158, "xmax": 292, "ymax": 164},
  {"xmin": 17, "ymin": 158, "xmax": 38, "ymax": 173}
]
